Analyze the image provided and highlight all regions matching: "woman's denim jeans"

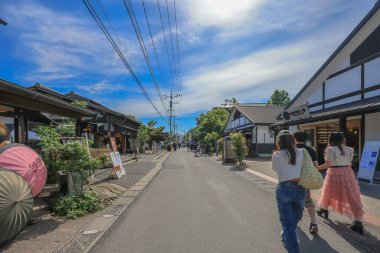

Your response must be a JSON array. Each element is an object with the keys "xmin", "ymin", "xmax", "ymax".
[{"xmin": 276, "ymin": 181, "xmax": 306, "ymax": 253}]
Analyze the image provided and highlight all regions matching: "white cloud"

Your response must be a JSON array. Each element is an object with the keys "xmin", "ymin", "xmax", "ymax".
[
  {"xmin": 183, "ymin": 0, "xmax": 264, "ymax": 28},
  {"xmin": 77, "ymin": 80, "xmax": 125, "ymax": 94},
  {"xmin": 5, "ymin": 1, "xmax": 142, "ymax": 82},
  {"xmin": 119, "ymin": 19, "xmax": 356, "ymax": 117}
]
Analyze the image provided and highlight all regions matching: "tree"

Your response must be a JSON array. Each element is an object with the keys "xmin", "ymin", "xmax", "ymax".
[
  {"xmin": 137, "ymin": 125, "xmax": 150, "ymax": 153},
  {"xmin": 230, "ymin": 132, "xmax": 248, "ymax": 166},
  {"xmin": 223, "ymin": 97, "xmax": 238, "ymax": 106},
  {"xmin": 267, "ymin": 89, "xmax": 291, "ymax": 107},
  {"xmin": 195, "ymin": 108, "xmax": 229, "ymax": 144}
]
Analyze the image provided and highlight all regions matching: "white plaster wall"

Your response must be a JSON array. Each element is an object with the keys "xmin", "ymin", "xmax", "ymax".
[
  {"xmin": 364, "ymin": 57, "xmax": 380, "ymax": 88},
  {"xmin": 337, "ymin": 58, "xmax": 351, "ymax": 71},
  {"xmin": 257, "ymin": 126, "xmax": 274, "ymax": 143},
  {"xmin": 365, "ymin": 112, "xmax": 380, "ymax": 141},
  {"xmin": 309, "ymin": 105, "xmax": 323, "ymax": 112},
  {"xmin": 289, "ymin": 10, "xmax": 380, "ymax": 110},
  {"xmin": 325, "ymin": 66, "xmax": 361, "ymax": 100},
  {"xmin": 325, "ymin": 95, "xmax": 361, "ymax": 108},
  {"xmin": 307, "ymin": 85, "xmax": 323, "ymax": 104},
  {"xmin": 365, "ymin": 89, "xmax": 380, "ymax": 99}
]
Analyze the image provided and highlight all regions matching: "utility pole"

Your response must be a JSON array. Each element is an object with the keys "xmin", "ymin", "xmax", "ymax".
[
  {"xmin": 163, "ymin": 90, "xmax": 181, "ymax": 141},
  {"xmin": 173, "ymin": 116, "xmax": 176, "ymax": 136}
]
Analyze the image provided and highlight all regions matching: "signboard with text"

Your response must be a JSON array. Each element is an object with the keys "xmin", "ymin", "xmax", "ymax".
[
  {"xmin": 109, "ymin": 152, "xmax": 122, "ymax": 179},
  {"xmin": 357, "ymin": 141, "xmax": 380, "ymax": 184}
]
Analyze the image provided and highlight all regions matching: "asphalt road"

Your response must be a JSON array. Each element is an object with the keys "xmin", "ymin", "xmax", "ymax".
[{"xmin": 91, "ymin": 150, "xmax": 377, "ymax": 253}]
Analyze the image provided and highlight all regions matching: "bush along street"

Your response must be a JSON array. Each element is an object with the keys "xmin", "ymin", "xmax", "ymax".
[
  {"xmin": 230, "ymin": 132, "xmax": 248, "ymax": 166},
  {"xmin": 52, "ymin": 192, "xmax": 103, "ymax": 219}
]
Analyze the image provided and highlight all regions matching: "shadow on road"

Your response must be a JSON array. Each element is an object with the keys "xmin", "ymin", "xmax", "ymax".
[
  {"xmin": 323, "ymin": 220, "xmax": 380, "ymax": 252},
  {"xmin": 297, "ymin": 228, "xmax": 340, "ymax": 253}
]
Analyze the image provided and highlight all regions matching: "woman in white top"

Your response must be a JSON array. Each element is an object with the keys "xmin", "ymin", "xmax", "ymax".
[
  {"xmin": 272, "ymin": 130, "xmax": 305, "ymax": 253},
  {"xmin": 317, "ymin": 132, "xmax": 364, "ymax": 235}
]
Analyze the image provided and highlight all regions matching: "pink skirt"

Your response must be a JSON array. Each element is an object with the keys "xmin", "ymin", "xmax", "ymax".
[{"xmin": 318, "ymin": 166, "xmax": 364, "ymax": 221}]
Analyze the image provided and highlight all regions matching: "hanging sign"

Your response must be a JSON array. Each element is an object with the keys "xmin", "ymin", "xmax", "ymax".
[{"xmin": 357, "ymin": 141, "xmax": 380, "ymax": 184}]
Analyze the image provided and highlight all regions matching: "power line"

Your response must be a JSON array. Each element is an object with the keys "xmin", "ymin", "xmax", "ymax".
[
  {"xmin": 164, "ymin": 0, "xmax": 180, "ymax": 95},
  {"xmin": 173, "ymin": 0, "xmax": 183, "ymax": 96},
  {"xmin": 123, "ymin": 0, "xmax": 168, "ymax": 117},
  {"xmin": 82, "ymin": 0, "xmax": 165, "ymax": 119},
  {"xmin": 140, "ymin": 0, "xmax": 168, "ymax": 95},
  {"xmin": 95, "ymin": 0, "xmax": 141, "ymax": 79},
  {"xmin": 156, "ymin": 0, "xmax": 178, "ymax": 94}
]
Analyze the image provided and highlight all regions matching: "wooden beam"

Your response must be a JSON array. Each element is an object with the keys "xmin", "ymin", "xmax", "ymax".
[{"xmin": 0, "ymin": 93, "xmax": 85, "ymax": 119}]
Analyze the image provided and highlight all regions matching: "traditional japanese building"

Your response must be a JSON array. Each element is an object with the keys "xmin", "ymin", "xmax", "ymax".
[
  {"xmin": 224, "ymin": 104, "xmax": 283, "ymax": 157},
  {"xmin": 29, "ymin": 83, "xmax": 140, "ymax": 154},
  {"xmin": 0, "ymin": 79, "xmax": 96, "ymax": 146},
  {"xmin": 271, "ymin": 1, "xmax": 380, "ymax": 176}
]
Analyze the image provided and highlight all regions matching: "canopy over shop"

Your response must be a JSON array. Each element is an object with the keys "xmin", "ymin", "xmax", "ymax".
[
  {"xmin": 271, "ymin": 1, "xmax": 380, "ymax": 180},
  {"xmin": 0, "ymin": 79, "xmax": 96, "ymax": 146}
]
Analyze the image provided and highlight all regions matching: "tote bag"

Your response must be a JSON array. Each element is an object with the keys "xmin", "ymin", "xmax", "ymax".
[{"xmin": 299, "ymin": 148, "xmax": 324, "ymax": 190}]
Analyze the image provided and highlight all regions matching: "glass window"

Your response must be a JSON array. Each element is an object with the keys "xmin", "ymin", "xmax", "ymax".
[{"xmin": 303, "ymin": 128, "xmax": 315, "ymax": 148}]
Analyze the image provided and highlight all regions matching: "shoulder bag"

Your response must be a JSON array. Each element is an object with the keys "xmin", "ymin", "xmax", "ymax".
[{"xmin": 299, "ymin": 148, "xmax": 324, "ymax": 190}]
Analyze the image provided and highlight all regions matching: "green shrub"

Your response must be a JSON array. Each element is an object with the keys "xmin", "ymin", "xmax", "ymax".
[
  {"xmin": 53, "ymin": 192, "xmax": 102, "ymax": 219},
  {"xmin": 230, "ymin": 132, "xmax": 248, "ymax": 166},
  {"xmin": 99, "ymin": 153, "xmax": 112, "ymax": 168}
]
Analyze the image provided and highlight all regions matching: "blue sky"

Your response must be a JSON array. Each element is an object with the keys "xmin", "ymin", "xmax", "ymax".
[{"xmin": 0, "ymin": 0, "xmax": 378, "ymax": 132}]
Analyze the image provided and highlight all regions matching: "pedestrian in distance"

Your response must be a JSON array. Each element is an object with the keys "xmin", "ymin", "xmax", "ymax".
[
  {"xmin": 316, "ymin": 132, "xmax": 365, "ymax": 235},
  {"xmin": 293, "ymin": 130, "xmax": 319, "ymax": 234},
  {"xmin": 272, "ymin": 130, "xmax": 306, "ymax": 253}
]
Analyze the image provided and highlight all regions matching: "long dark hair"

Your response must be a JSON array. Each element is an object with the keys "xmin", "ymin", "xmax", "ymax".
[
  {"xmin": 276, "ymin": 130, "xmax": 296, "ymax": 165},
  {"xmin": 328, "ymin": 132, "xmax": 345, "ymax": 155}
]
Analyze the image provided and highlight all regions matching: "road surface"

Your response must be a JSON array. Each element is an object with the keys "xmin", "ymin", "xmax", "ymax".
[{"xmin": 91, "ymin": 150, "xmax": 378, "ymax": 253}]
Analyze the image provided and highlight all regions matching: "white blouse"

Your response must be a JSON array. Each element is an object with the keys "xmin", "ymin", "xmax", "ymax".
[
  {"xmin": 325, "ymin": 145, "xmax": 354, "ymax": 166},
  {"xmin": 272, "ymin": 148, "xmax": 304, "ymax": 182}
]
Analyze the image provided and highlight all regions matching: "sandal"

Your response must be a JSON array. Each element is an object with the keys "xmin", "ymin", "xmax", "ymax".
[{"xmin": 309, "ymin": 222, "xmax": 318, "ymax": 234}]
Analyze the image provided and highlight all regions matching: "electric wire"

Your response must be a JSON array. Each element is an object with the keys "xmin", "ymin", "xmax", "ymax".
[
  {"xmin": 140, "ymin": 0, "xmax": 169, "ymax": 95},
  {"xmin": 82, "ymin": 0, "xmax": 165, "ymax": 119},
  {"xmin": 164, "ymin": 0, "xmax": 180, "ymax": 95},
  {"xmin": 156, "ymin": 0, "xmax": 178, "ymax": 94},
  {"xmin": 95, "ymin": 0, "xmax": 141, "ymax": 79},
  {"xmin": 123, "ymin": 0, "xmax": 169, "ymax": 117},
  {"xmin": 173, "ymin": 0, "xmax": 183, "ymax": 97}
]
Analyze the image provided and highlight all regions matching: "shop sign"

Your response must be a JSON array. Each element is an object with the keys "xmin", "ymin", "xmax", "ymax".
[
  {"xmin": 357, "ymin": 141, "xmax": 380, "ymax": 184},
  {"xmin": 282, "ymin": 103, "xmax": 310, "ymax": 122}
]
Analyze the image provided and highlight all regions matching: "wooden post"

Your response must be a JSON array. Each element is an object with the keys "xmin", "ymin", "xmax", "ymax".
[
  {"xmin": 339, "ymin": 116, "xmax": 346, "ymax": 136},
  {"xmin": 14, "ymin": 109, "xmax": 26, "ymax": 144}
]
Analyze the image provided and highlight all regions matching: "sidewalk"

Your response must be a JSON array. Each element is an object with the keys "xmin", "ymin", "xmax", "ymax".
[
  {"xmin": 212, "ymin": 155, "xmax": 380, "ymax": 227},
  {"xmin": 207, "ymin": 155, "xmax": 380, "ymax": 251},
  {"xmin": 0, "ymin": 152, "xmax": 166, "ymax": 253}
]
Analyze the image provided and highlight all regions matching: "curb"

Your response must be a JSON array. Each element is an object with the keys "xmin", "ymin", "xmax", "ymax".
[{"xmin": 54, "ymin": 152, "xmax": 171, "ymax": 253}]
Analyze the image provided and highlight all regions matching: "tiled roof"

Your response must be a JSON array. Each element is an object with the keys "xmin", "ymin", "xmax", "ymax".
[{"xmin": 235, "ymin": 104, "xmax": 284, "ymax": 124}]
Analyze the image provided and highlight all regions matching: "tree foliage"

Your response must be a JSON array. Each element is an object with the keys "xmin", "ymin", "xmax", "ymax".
[
  {"xmin": 230, "ymin": 132, "xmax": 248, "ymax": 166},
  {"xmin": 195, "ymin": 108, "xmax": 229, "ymax": 144},
  {"xmin": 267, "ymin": 89, "xmax": 291, "ymax": 107},
  {"xmin": 136, "ymin": 121, "xmax": 165, "ymax": 153}
]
